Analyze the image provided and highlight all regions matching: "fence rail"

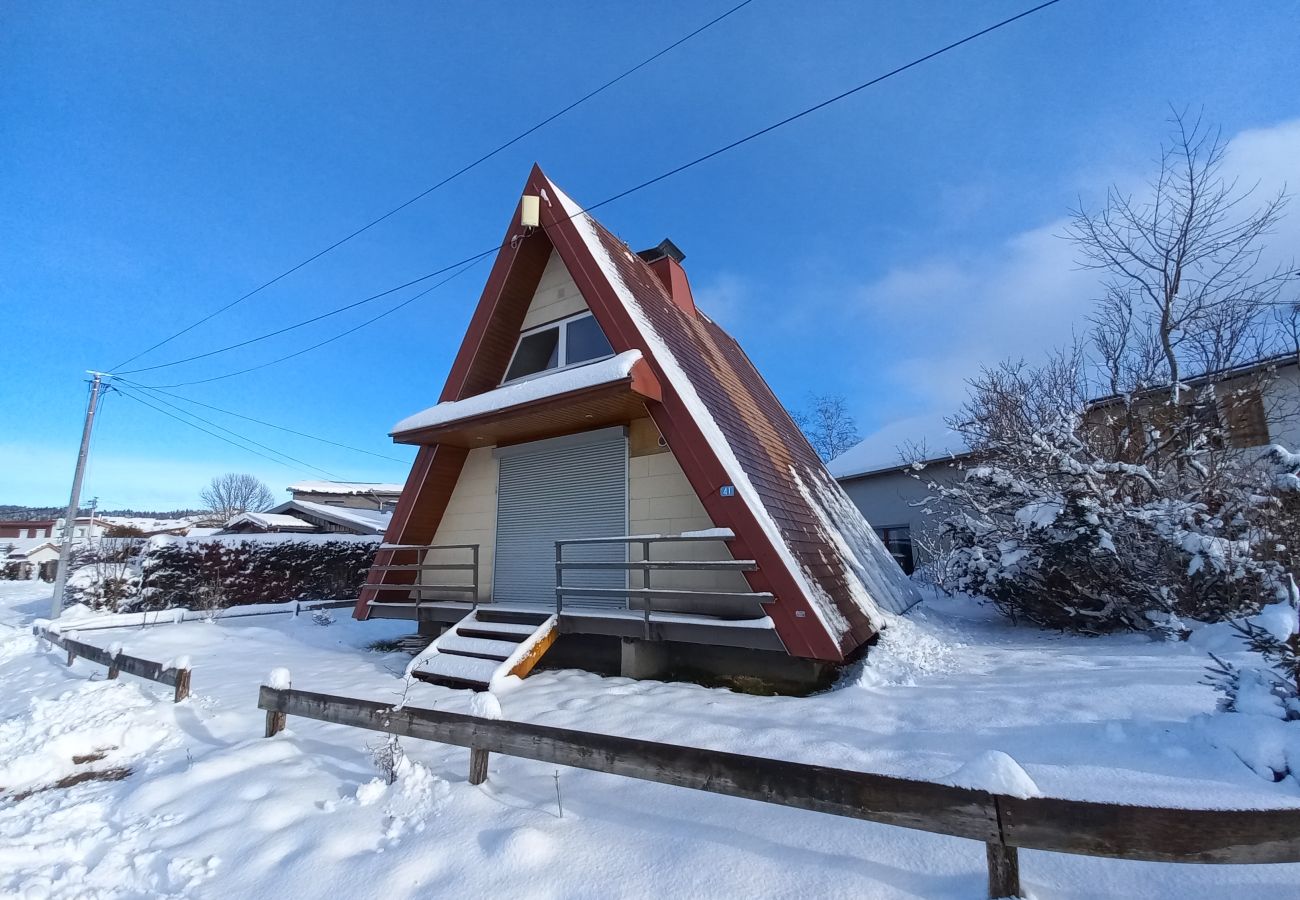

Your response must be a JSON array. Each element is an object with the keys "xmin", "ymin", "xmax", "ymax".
[
  {"xmin": 258, "ymin": 685, "xmax": 1300, "ymax": 898},
  {"xmin": 37, "ymin": 627, "xmax": 192, "ymax": 702}
]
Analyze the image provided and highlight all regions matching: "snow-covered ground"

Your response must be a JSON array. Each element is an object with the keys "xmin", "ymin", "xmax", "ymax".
[{"xmin": 2, "ymin": 580, "xmax": 1299, "ymax": 899}]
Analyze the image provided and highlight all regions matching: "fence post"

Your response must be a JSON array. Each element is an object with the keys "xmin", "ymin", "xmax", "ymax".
[
  {"xmin": 468, "ymin": 747, "xmax": 489, "ymax": 785},
  {"xmin": 264, "ymin": 671, "xmax": 290, "ymax": 737},
  {"xmin": 107, "ymin": 644, "xmax": 122, "ymax": 680},
  {"xmin": 985, "ymin": 842, "xmax": 1020, "ymax": 899},
  {"xmin": 173, "ymin": 667, "xmax": 192, "ymax": 703},
  {"xmin": 66, "ymin": 648, "xmax": 76, "ymax": 667}
]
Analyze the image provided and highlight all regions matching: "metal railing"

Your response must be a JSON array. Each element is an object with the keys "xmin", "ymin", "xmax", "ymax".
[
  {"xmin": 363, "ymin": 543, "xmax": 481, "ymax": 608},
  {"xmin": 555, "ymin": 533, "xmax": 773, "ymax": 638}
]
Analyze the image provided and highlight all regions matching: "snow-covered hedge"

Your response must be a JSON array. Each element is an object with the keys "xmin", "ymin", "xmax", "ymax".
[{"xmin": 135, "ymin": 537, "xmax": 378, "ymax": 611}]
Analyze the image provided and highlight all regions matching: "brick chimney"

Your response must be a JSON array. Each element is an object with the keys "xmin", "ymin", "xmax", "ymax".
[{"xmin": 637, "ymin": 239, "xmax": 695, "ymax": 316}]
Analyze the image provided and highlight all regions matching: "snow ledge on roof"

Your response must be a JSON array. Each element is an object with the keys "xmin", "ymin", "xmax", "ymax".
[
  {"xmin": 288, "ymin": 481, "xmax": 404, "ymax": 495},
  {"xmin": 392, "ymin": 350, "xmax": 644, "ymax": 434}
]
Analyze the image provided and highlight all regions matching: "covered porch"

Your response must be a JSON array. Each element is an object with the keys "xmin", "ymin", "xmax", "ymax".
[{"xmin": 361, "ymin": 532, "xmax": 786, "ymax": 655}]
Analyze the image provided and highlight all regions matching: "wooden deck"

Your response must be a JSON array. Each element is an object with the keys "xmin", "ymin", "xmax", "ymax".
[{"xmin": 364, "ymin": 599, "xmax": 787, "ymax": 652}]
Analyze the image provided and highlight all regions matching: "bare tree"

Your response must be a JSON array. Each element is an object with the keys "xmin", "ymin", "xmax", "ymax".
[
  {"xmin": 950, "ymin": 344, "xmax": 1091, "ymax": 454},
  {"xmin": 789, "ymin": 394, "xmax": 861, "ymax": 462},
  {"xmin": 200, "ymin": 473, "xmax": 274, "ymax": 523},
  {"xmin": 1069, "ymin": 109, "xmax": 1294, "ymax": 401}
]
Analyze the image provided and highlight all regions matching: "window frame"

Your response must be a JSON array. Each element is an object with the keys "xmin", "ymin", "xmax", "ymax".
[{"xmin": 501, "ymin": 311, "xmax": 614, "ymax": 386}]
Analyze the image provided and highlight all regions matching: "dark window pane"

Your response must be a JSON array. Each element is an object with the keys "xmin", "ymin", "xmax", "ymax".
[
  {"xmin": 875, "ymin": 526, "xmax": 914, "ymax": 575},
  {"xmin": 505, "ymin": 328, "xmax": 559, "ymax": 381},
  {"xmin": 565, "ymin": 315, "xmax": 613, "ymax": 364}
]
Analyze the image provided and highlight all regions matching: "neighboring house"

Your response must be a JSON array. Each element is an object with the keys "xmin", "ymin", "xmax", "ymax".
[
  {"xmin": 221, "ymin": 512, "xmax": 318, "ymax": 535},
  {"xmin": 357, "ymin": 166, "xmax": 918, "ymax": 686},
  {"xmin": 219, "ymin": 500, "xmax": 392, "ymax": 536},
  {"xmin": 0, "ymin": 519, "xmax": 57, "ymax": 539},
  {"xmin": 287, "ymin": 481, "xmax": 403, "ymax": 511},
  {"xmin": 829, "ymin": 427, "xmax": 969, "ymax": 576},
  {"xmin": 269, "ymin": 500, "xmax": 390, "ymax": 535},
  {"xmin": 830, "ymin": 353, "xmax": 1300, "ymax": 575},
  {"xmin": 1, "ymin": 539, "xmax": 61, "ymax": 581},
  {"xmin": 1084, "ymin": 352, "xmax": 1300, "ymax": 455}
]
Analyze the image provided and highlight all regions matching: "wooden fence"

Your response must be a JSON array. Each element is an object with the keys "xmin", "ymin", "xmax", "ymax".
[
  {"xmin": 258, "ymin": 685, "xmax": 1300, "ymax": 898},
  {"xmin": 46, "ymin": 597, "xmax": 358, "ymax": 635},
  {"xmin": 37, "ymin": 628, "xmax": 192, "ymax": 702}
]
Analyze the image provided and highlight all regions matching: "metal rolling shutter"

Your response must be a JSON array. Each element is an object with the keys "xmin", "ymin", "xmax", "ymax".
[{"xmin": 494, "ymin": 430, "xmax": 628, "ymax": 607}]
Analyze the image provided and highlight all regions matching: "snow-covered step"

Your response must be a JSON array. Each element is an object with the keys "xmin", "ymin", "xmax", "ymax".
[
  {"xmin": 410, "ymin": 608, "xmax": 558, "ymax": 692},
  {"xmin": 460, "ymin": 618, "xmax": 541, "ymax": 637},
  {"xmin": 436, "ymin": 633, "xmax": 517, "ymax": 660},
  {"xmin": 417, "ymin": 652, "xmax": 499, "ymax": 687}
]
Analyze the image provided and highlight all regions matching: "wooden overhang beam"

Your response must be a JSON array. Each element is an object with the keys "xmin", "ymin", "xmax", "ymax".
[{"xmin": 391, "ymin": 357, "xmax": 663, "ymax": 449}]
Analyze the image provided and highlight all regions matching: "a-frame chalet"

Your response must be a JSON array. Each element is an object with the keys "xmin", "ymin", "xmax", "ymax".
[{"xmin": 356, "ymin": 166, "xmax": 918, "ymax": 690}]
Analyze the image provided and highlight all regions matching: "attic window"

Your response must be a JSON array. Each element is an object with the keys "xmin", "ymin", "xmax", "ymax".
[{"xmin": 503, "ymin": 312, "xmax": 613, "ymax": 383}]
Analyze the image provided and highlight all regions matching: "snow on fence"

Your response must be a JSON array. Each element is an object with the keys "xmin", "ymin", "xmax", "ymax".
[
  {"xmin": 259, "ymin": 684, "xmax": 1300, "ymax": 899},
  {"xmin": 44, "ymin": 598, "xmax": 357, "ymax": 635},
  {"xmin": 36, "ymin": 627, "xmax": 192, "ymax": 703}
]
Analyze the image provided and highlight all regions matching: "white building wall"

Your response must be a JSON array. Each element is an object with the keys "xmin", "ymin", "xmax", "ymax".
[{"xmin": 421, "ymin": 448, "xmax": 498, "ymax": 602}]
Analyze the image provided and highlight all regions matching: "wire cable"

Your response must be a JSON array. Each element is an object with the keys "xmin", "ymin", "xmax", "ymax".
[
  {"xmin": 115, "ymin": 380, "xmax": 410, "ymax": 464},
  {"xmin": 129, "ymin": 256, "xmax": 486, "ymax": 388},
  {"xmin": 115, "ymin": 0, "xmax": 1066, "ymax": 381},
  {"xmin": 114, "ymin": 385, "xmax": 342, "ymax": 478},
  {"xmin": 110, "ymin": 0, "xmax": 758, "ymax": 371},
  {"xmin": 116, "ymin": 254, "xmax": 495, "ymax": 375}
]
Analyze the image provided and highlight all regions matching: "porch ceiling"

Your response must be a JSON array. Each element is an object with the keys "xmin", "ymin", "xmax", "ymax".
[{"xmin": 393, "ymin": 358, "xmax": 663, "ymax": 449}]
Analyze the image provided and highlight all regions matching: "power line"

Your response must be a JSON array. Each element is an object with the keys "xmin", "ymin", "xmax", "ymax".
[
  {"xmin": 116, "ymin": 253, "xmax": 496, "ymax": 376},
  {"xmin": 128, "ymin": 256, "xmax": 486, "ymax": 388},
  {"xmin": 117, "ymin": 0, "xmax": 1067, "ymax": 382},
  {"xmin": 110, "ymin": 0, "xmax": 758, "ymax": 372},
  {"xmin": 116, "ymin": 380, "xmax": 410, "ymax": 464},
  {"xmin": 113, "ymin": 385, "xmax": 342, "ymax": 478}
]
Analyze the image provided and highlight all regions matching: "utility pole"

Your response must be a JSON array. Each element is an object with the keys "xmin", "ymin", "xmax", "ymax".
[{"xmin": 50, "ymin": 372, "xmax": 109, "ymax": 619}]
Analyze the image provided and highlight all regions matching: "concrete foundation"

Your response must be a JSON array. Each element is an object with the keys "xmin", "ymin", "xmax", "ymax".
[{"xmin": 620, "ymin": 638, "xmax": 670, "ymax": 679}]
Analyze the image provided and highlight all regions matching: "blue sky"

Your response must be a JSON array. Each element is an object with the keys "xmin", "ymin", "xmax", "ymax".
[{"xmin": 2, "ymin": 0, "xmax": 1298, "ymax": 509}]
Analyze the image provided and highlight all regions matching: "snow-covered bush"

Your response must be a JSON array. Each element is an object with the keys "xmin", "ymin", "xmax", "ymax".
[
  {"xmin": 64, "ymin": 538, "xmax": 146, "ymax": 610},
  {"xmin": 1205, "ymin": 594, "xmax": 1300, "ymax": 720},
  {"xmin": 1198, "ymin": 594, "xmax": 1300, "ymax": 782},
  {"xmin": 916, "ymin": 353, "xmax": 1297, "ymax": 633},
  {"xmin": 134, "ymin": 537, "xmax": 377, "ymax": 611}
]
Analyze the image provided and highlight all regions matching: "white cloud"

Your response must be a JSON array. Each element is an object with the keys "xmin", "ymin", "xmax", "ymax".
[
  {"xmin": 846, "ymin": 115, "xmax": 1300, "ymax": 445},
  {"xmin": 692, "ymin": 272, "xmax": 749, "ymax": 329}
]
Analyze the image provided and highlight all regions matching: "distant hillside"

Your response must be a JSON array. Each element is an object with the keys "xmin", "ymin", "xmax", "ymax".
[{"xmin": 0, "ymin": 504, "xmax": 206, "ymax": 520}]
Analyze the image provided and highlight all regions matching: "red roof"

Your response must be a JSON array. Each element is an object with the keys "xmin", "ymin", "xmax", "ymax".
[{"xmin": 359, "ymin": 166, "xmax": 918, "ymax": 661}]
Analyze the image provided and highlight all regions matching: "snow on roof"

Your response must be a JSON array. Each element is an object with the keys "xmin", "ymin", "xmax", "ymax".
[
  {"xmin": 287, "ymin": 481, "xmax": 404, "ymax": 496},
  {"xmin": 392, "ymin": 350, "xmax": 644, "ymax": 435},
  {"xmin": 552, "ymin": 182, "xmax": 918, "ymax": 641},
  {"xmin": 2, "ymin": 537, "xmax": 60, "ymax": 559},
  {"xmin": 273, "ymin": 500, "xmax": 391, "ymax": 535},
  {"xmin": 827, "ymin": 414, "xmax": 970, "ymax": 480},
  {"xmin": 225, "ymin": 512, "xmax": 316, "ymax": 531}
]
